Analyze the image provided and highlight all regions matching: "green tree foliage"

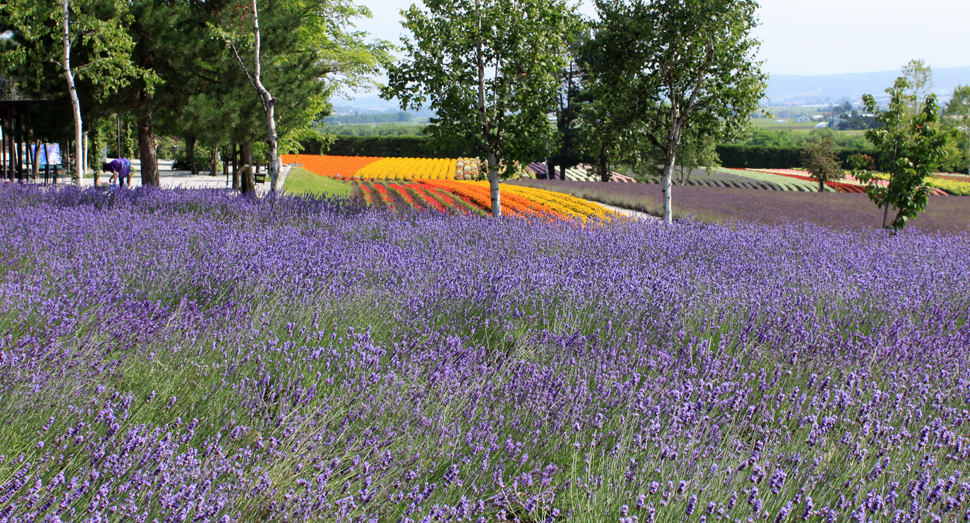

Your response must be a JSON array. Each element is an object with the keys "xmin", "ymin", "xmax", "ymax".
[
  {"xmin": 589, "ymin": 0, "xmax": 767, "ymax": 223},
  {"xmin": 901, "ymin": 59, "xmax": 934, "ymax": 116},
  {"xmin": 324, "ymin": 123, "xmax": 426, "ymax": 137},
  {"xmin": 383, "ymin": 0, "xmax": 580, "ymax": 216},
  {"xmin": 735, "ymin": 128, "xmax": 869, "ymax": 149},
  {"xmin": 204, "ymin": 0, "xmax": 389, "ymax": 193},
  {"xmin": 0, "ymin": 0, "xmax": 151, "ymax": 183},
  {"xmin": 851, "ymin": 77, "xmax": 952, "ymax": 230},
  {"xmin": 943, "ymin": 84, "xmax": 970, "ymax": 174},
  {"xmin": 801, "ymin": 137, "xmax": 843, "ymax": 192}
]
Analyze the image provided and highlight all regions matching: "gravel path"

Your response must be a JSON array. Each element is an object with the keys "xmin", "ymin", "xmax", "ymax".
[
  {"xmin": 73, "ymin": 160, "xmax": 286, "ymax": 196},
  {"xmin": 597, "ymin": 202, "xmax": 660, "ymax": 221}
]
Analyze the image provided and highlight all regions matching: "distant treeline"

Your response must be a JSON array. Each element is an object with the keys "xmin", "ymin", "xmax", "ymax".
[
  {"xmin": 323, "ymin": 123, "xmax": 427, "ymax": 137},
  {"xmin": 299, "ymin": 131, "xmax": 892, "ymax": 171},
  {"xmin": 300, "ymin": 135, "xmax": 475, "ymax": 159},
  {"xmin": 324, "ymin": 111, "xmax": 413, "ymax": 125},
  {"xmin": 732, "ymin": 128, "xmax": 869, "ymax": 149},
  {"xmin": 716, "ymin": 145, "xmax": 878, "ymax": 170}
]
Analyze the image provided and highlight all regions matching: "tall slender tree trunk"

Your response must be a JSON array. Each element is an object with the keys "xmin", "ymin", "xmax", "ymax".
[
  {"xmin": 249, "ymin": 0, "xmax": 281, "ymax": 194},
  {"xmin": 138, "ymin": 117, "xmax": 158, "ymax": 186},
  {"xmin": 209, "ymin": 149, "xmax": 218, "ymax": 178},
  {"xmin": 661, "ymin": 120, "xmax": 685, "ymax": 224},
  {"xmin": 487, "ymin": 153, "xmax": 501, "ymax": 216},
  {"xmin": 32, "ymin": 139, "xmax": 40, "ymax": 180},
  {"xmin": 240, "ymin": 141, "xmax": 256, "ymax": 195},
  {"xmin": 62, "ymin": 0, "xmax": 83, "ymax": 187},
  {"xmin": 475, "ymin": 0, "xmax": 500, "ymax": 217},
  {"xmin": 599, "ymin": 144, "xmax": 609, "ymax": 182},
  {"xmin": 231, "ymin": 143, "xmax": 239, "ymax": 190},
  {"xmin": 185, "ymin": 135, "xmax": 197, "ymax": 174}
]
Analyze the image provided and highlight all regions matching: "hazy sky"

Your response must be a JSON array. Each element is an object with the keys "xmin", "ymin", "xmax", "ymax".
[{"xmin": 350, "ymin": 0, "xmax": 970, "ymax": 77}]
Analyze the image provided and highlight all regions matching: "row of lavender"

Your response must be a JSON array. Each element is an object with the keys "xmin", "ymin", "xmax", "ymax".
[{"xmin": 1, "ymin": 185, "xmax": 969, "ymax": 522}]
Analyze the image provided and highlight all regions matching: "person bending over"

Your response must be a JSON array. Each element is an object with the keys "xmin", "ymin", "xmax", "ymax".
[{"xmin": 105, "ymin": 158, "xmax": 132, "ymax": 187}]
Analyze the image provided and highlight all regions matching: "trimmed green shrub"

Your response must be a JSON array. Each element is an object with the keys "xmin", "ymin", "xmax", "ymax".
[
  {"xmin": 299, "ymin": 136, "xmax": 477, "ymax": 159},
  {"xmin": 716, "ymin": 145, "xmax": 879, "ymax": 170}
]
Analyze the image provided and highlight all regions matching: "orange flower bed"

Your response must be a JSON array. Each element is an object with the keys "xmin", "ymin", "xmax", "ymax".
[{"xmin": 282, "ymin": 154, "xmax": 381, "ymax": 179}]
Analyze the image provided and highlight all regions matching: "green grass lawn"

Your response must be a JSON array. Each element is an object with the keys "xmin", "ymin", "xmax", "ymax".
[{"xmin": 283, "ymin": 166, "xmax": 353, "ymax": 198}]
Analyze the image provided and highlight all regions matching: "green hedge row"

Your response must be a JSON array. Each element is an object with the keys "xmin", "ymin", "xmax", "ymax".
[
  {"xmin": 298, "ymin": 138, "xmax": 879, "ymax": 171},
  {"xmin": 716, "ymin": 145, "xmax": 880, "ymax": 170},
  {"xmin": 300, "ymin": 136, "xmax": 476, "ymax": 159}
]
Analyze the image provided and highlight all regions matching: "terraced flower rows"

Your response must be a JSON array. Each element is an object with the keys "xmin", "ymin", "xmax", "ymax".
[
  {"xmin": 527, "ymin": 163, "xmax": 638, "ymax": 183},
  {"xmin": 283, "ymin": 154, "xmax": 526, "ymax": 181},
  {"xmin": 357, "ymin": 180, "xmax": 615, "ymax": 221}
]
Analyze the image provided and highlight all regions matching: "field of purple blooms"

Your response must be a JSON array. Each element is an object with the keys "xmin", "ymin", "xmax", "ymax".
[{"xmin": 1, "ymin": 184, "xmax": 969, "ymax": 522}]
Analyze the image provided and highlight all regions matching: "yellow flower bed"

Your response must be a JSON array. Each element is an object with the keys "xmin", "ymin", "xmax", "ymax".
[
  {"xmin": 355, "ymin": 157, "xmax": 458, "ymax": 181},
  {"xmin": 864, "ymin": 171, "xmax": 968, "ymax": 195},
  {"xmin": 466, "ymin": 182, "xmax": 616, "ymax": 221},
  {"xmin": 927, "ymin": 177, "xmax": 970, "ymax": 196}
]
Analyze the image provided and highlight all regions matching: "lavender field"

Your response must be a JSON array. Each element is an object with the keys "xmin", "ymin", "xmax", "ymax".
[{"xmin": 1, "ymin": 185, "xmax": 969, "ymax": 522}]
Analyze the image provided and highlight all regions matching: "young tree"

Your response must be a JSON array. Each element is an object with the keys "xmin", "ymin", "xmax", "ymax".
[
  {"xmin": 802, "ymin": 137, "xmax": 842, "ymax": 192},
  {"xmin": 590, "ymin": 0, "xmax": 767, "ymax": 223},
  {"xmin": 208, "ymin": 0, "xmax": 389, "ymax": 195},
  {"xmin": 901, "ymin": 59, "xmax": 934, "ymax": 116},
  {"xmin": 944, "ymin": 84, "xmax": 970, "ymax": 174},
  {"xmin": 852, "ymin": 77, "xmax": 951, "ymax": 230},
  {"xmin": 383, "ymin": 0, "xmax": 579, "ymax": 216}
]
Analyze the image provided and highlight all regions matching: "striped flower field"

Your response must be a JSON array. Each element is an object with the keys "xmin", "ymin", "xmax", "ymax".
[{"xmin": 358, "ymin": 180, "xmax": 616, "ymax": 221}]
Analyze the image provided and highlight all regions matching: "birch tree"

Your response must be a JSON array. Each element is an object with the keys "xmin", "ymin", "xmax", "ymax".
[
  {"xmin": 209, "ymin": 0, "xmax": 390, "ymax": 195},
  {"xmin": 590, "ymin": 0, "xmax": 766, "ymax": 223},
  {"xmin": 383, "ymin": 0, "xmax": 579, "ymax": 216}
]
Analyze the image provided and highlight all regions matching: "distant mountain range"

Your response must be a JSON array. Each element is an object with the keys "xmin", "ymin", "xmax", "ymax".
[
  {"xmin": 766, "ymin": 66, "xmax": 970, "ymax": 105},
  {"xmin": 336, "ymin": 67, "xmax": 970, "ymax": 114}
]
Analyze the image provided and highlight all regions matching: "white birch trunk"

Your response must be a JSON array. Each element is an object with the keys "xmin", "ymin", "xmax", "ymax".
[
  {"xmin": 475, "ymin": 0, "xmax": 501, "ymax": 217},
  {"xmin": 487, "ymin": 153, "xmax": 501, "ymax": 216},
  {"xmin": 62, "ymin": 0, "xmax": 83, "ymax": 187},
  {"xmin": 661, "ymin": 156, "xmax": 674, "ymax": 224},
  {"xmin": 251, "ymin": 0, "xmax": 281, "ymax": 194},
  {"xmin": 661, "ymin": 123, "xmax": 683, "ymax": 224}
]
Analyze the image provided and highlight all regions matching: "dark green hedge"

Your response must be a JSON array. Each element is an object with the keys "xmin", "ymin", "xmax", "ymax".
[
  {"xmin": 300, "ymin": 136, "xmax": 476, "ymax": 158},
  {"xmin": 716, "ymin": 145, "xmax": 879, "ymax": 170}
]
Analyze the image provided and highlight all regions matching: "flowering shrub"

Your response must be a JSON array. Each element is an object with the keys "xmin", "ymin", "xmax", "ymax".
[{"xmin": 2, "ymin": 185, "xmax": 970, "ymax": 522}]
